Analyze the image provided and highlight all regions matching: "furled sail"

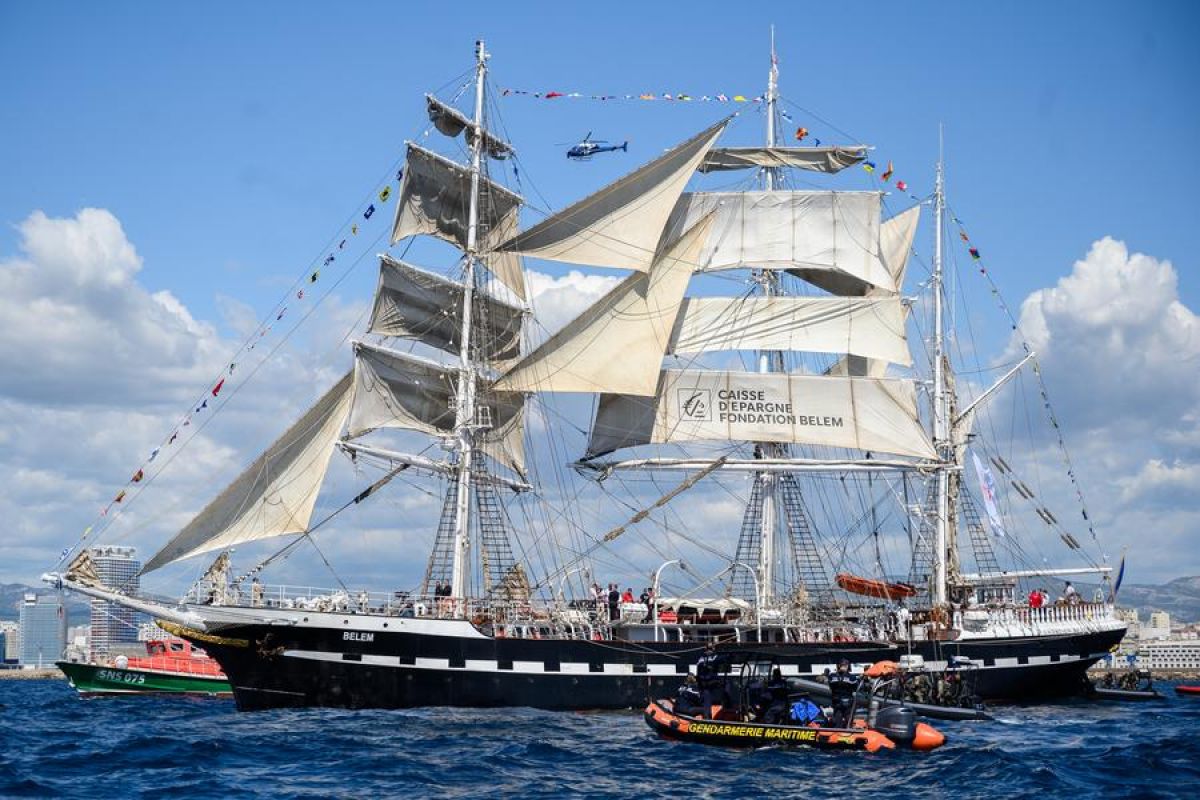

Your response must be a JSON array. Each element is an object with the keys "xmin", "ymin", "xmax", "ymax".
[
  {"xmin": 494, "ymin": 214, "xmax": 715, "ymax": 396},
  {"xmin": 669, "ymin": 295, "xmax": 911, "ymax": 366},
  {"xmin": 390, "ymin": 143, "xmax": 526, "ymax": 299},
  {"xmin": 425, "ymin": 94, "xmax": 514, "ymax": 160},
  {"xmin": 587, "ymin": 370, "xmax": 936, "ymax": 460},
  {"xmin": 366, "ymin": 255, "xmax": 525, "ymax": 362},
  {"xmin": 494, "ymin": 118, "xmax": 729, "ymax": 272},
  {"xmin": 698, "ymin": 146, "xmax": 867, "ymax": 174},
  {"xmin": 141, "ymin": 372, "xmax": 355, "ymax": 573},
  {"xmin": 661, "ymin": 191, "xmax": 893, "ymax": 292},
  {"xmin": 347, "ymin": 341, "xmax": 525, "ymax": 474}
]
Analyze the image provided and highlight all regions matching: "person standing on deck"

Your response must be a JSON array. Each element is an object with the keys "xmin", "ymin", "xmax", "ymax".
[{"xmin": 826, "ymin": 658, "xmax": 859, "ymax": 728}]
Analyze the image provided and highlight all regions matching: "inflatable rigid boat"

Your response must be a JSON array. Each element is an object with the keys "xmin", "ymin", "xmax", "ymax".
[
  {"xmin": 1175, "ymin": 685, "xmax": 1200, "ymax": 696},
  {"xmin": 644, "ymin": 699, "xmax": 945, "ymax": 752}
]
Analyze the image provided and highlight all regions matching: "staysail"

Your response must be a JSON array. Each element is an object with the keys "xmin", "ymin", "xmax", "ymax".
[
  {"xmin": 494, "ymin": 118, "xmax": 729, "ymax": 272},
  {"xmin": 366, "ymin": 254, "xmax": 525, "ymax": 362},
  {"xmin": 494, "ymin": 214, "xmax": 715, "ymax": 396},
  {"xmin": 587, "ymin": 370, "xmax": 936, "ymax": 460},
  {"xmin": 141, "ymin": 372, "xmax": 355, "ymax": 573}
]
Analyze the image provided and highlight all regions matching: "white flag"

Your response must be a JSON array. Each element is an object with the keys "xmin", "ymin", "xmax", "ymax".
[{"xmin": 972, "ymin": 452, "xmax": 1007, "ymax": 538}]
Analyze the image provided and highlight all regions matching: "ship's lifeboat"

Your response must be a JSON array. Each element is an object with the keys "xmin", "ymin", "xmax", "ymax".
[
  {"xmin": 1176, "ymin": 685, "xmax": 1200, "ymax": 696},
  {"xmin": 836, "ymin": 573, "xmax": 918, "ymax": 601},
  {"xmin": 643, "ymin": 699, "xmax": 945, "ymax": 752}
]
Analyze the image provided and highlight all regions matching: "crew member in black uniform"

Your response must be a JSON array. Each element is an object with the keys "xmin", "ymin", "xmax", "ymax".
[
  {"xmin": 673, "ymin": 674, "xmax": 703, "ymax": 716},
  {"xmin": 826, "ymin": 658, "xmax": 859, "ymax": 728},
  {"xmin": 757, "ymin": 667, "xmax": 791, "ymax": 724},
  {"xmin": 695, "ymin": 642, "xmax": 728, "ymax": 717}
]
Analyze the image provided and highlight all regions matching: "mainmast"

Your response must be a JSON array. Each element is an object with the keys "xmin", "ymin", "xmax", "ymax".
[
  {"xmin": 932, "ymin": 127, "xmax": 950, "ymax": 608},
  {"xmin": 448, "ymin": 39, "xmax": 489, "ymax": 615},
  {"xmin": 755, "ymin": 27, "xmax": 782, "ymax": 607}
]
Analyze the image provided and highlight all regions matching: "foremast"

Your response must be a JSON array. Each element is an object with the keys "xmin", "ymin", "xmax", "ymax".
[{"xmin": 448, "ymin": 39, "xmax": 490, "ymax": 616}]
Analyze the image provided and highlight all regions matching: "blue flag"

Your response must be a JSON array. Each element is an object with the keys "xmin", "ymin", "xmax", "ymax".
[{"xmin": 1109, "ymin": 554, "xmax": 1126, "ymax": 602}]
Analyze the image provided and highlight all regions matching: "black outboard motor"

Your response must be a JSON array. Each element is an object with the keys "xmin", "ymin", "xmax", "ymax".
[{"xmin": 873, "ymin": 705, "xmax": 919, "ymax": 746}]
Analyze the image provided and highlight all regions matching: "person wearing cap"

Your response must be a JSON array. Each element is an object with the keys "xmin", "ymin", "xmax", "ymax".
[{"xmin": 826, "ymin": 658, "xmax": 858, "ymax": 728}]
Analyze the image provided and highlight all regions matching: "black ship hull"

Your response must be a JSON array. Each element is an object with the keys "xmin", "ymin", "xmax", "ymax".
[
  {"xmin": 908, "ymin": 627, "xmax": 1128, "ymax": 701},
  {"xmin": 182, "ymin": 610, "xmax": 1125, "ymax": 712}
]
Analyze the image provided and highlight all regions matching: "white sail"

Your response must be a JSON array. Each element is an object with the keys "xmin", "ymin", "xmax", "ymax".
[
  {"xmin": 495, "ymin": 119, "xmax": 728, "ymax": 272},
  {"xmin": 588, "ymin": 370, "xmax": 935, "ymax": 460},
  {"xmin": 822, "ymin": 205, "xmax": 922, "ymax": 376},
  {"xmin": 367, "ymin": 255, "xmax": 525, "ymax": 362},
  {"xmin": 669, "ymin": 295, "xmax": 911, "ymax": 366},
  {"xmin": 141, "ymin": 372, "xmax": 355, "ymax": 573},
  {"xmin": 879, "ymin": 205, "xmax": 920, "ymax": 291},
  {"xmin": 347, "ymin": 342, "xmax": 525, "ymax": 474},
  {"xmin": 494, "ymin": 214, "xmax": 715, "ymax": 396},
  {"xmin": 661, "ymin": 191, "xmax": 893, "ymax": 292},
  {"xmin": 390, "ymin": 143, "xmax": 526, "ymax": 299},
  {"xmin": 698, "ymin": 146, "xmax": 867, "ymax": 174}
]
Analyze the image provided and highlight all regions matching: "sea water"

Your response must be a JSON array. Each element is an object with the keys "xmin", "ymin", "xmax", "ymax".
[{"xmin": 2, "ymin": 679, "xmax": 1198, "ymax": 798}]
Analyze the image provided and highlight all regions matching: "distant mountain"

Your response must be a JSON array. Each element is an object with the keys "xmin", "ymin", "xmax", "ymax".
[
  {"xmin": 0, "ymin": 583, "xmax": 92, "ymax": 627},
  {"xmin": 1114, "ymin": 576, "xmax": 1200, "ymax": 624}
]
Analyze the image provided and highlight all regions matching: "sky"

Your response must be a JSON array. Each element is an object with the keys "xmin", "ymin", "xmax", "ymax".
[{"xmin": 1, "ymin": 1, "xmax": 1198, "ymax": 596}]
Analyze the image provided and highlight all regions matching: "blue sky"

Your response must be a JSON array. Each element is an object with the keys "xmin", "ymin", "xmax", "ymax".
[
  {"xmin": 3, "ymin": 1, "xmax": 1197, "ymax": 323},
  {"xmin": 2, "ymin": 1, "xmax": 1199, "ymax": 590}
]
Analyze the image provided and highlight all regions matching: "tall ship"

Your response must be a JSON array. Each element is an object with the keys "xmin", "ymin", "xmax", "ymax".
[{"xmin": 45, "ymin": 39, "xmax": 1125, "ymax": 711}]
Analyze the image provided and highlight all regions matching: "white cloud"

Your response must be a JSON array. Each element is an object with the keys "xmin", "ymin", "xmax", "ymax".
[
  {"xmin": 993, "ymin": 236, "xmax": 1200, "ymax": 581},
  {"xmin": 0, "ymin": 209, "xmax": 363, "ymax": 586},
  {"xmin": 525, "ymin": 269, "xmax": 621, "ymax": 341},
  {"xmin": 1008, "ymin": 236, "xmax": 1200, "ymax": 435},
  {"xmin": 0, "ymin": 208, "xmax": 230, "ymax": 406}
]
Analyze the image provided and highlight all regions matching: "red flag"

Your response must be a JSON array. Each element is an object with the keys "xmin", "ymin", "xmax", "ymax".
[
  {"xmin": 545, "ymin": 91, "xmax": 563, "ymax": 99},
  {"xmin": 212, "ymin": 378, "xmax": 225, "ymax": 397},
  {"xmin": 969, "ymin": 247, "xmax": 981, "ymax": 260},
  {"xmin": 895, "ymin": 180, "xmax": 908, "ymax": 191},
  {"xmin": 794, "ymin": 126, "xmax": 808, "ymax": 142},
  {"xmin": 131, "ymin": 469, "xmax": 144, "ymax": 483},
  {"xmin": 881, "ymin": 161, "xmax": 894, "ymax": 182}
]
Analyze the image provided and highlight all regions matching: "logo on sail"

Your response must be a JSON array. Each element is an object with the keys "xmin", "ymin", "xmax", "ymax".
[{"xmin": 679, "ymin": 389, "xmax": 712, "ymax": 421}]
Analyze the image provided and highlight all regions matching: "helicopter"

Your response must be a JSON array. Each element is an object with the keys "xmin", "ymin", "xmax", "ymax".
[{"xmin": 565, "ymin": 132, "xmax": 628, "ymax": 160}]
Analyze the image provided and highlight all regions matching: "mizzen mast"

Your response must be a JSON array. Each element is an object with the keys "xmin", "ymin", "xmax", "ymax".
[{"xmin": 931, "ymin": 126, "xmax": 950, "ymax": 608}]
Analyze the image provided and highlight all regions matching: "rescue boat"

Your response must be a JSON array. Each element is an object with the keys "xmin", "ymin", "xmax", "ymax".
[
  {"xmin": 643, "ymin": 699, "xmax": 945, "ymax": 752},
  {"xmin": 1175, "ymin": 685, "xmax": 1200, "ymax": 696},
  {"xmin": 834, "ymin": 573, "xmax": 918, "ymax": 601}
]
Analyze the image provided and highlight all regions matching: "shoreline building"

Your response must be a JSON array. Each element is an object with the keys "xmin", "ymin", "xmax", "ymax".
[
  {"xmin": 89, "ymin": 546, "xmax": 143, "ymax": 661},
  {"xmin": 19, "ymin": 593, "xmax": 66, "ymax": 669}
]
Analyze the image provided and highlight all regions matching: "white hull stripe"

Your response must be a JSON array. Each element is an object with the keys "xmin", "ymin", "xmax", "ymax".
[{"xmin": 282, "ymin": 649, "xmax": 1111, "ymax": 676}]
